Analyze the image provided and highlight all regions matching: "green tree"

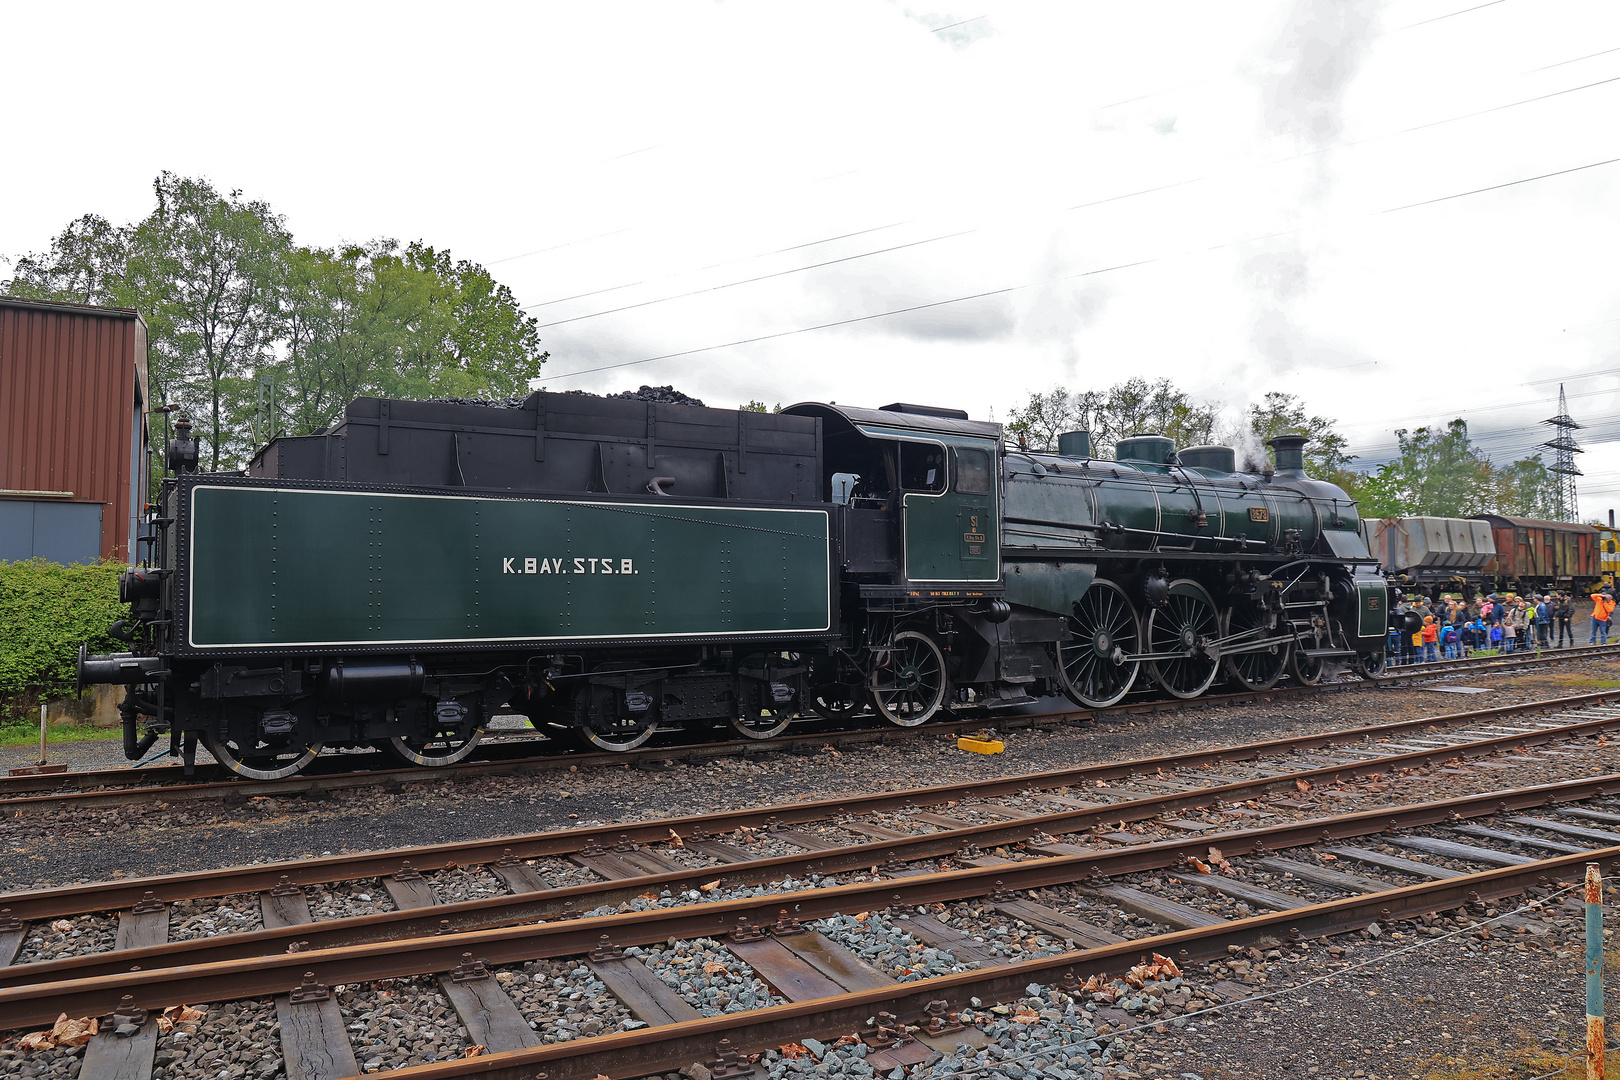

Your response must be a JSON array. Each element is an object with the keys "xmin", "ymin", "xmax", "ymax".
[
  {"xmin": 124, "ymin": 173, "xmax": 292, "ymax": 470},
  {"xmin": 385, "ymin": 242, "xmax": 546, "ymax": 401},
  {"xmin": 1005, "ymin": 386, "xmax": 1081, "ymax": 451},
  {"xmin": 1359, "ymin": 420, "xmax": 1491, "ymax": 516},
  {"xmin": 1246, "ymin": 391, "xmax": 1356, "ymax": 486},
  {"xmin": 7, "ymin": 176, "xmax": 548, "ymax": 464},
  {"xmin": 1345, "ymin": 419, "xmax": 1562, "ymax": 518},
  {"xmin": 4, "ymin": 214, "xmax": 130, "ymax": 306},
  {"xmin": 272, "ymin": 240, "xmax": 547, "ymax": 435},
  {"xmin": 1481, "ymin": 455, "xmax": 1560, "ymax": 519},
  {"xmin": 1006, "ymin": 378, "xmax": 1218, "ymax": 455}
]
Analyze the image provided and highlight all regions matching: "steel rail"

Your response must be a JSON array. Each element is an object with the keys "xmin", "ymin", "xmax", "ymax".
[
  {"xmin": 5, "ymin": 642, "xmax": 1609, "ymax": 808},
  {"xmin": 7, "ymin": 757, "xmax": 1620, "ymax": 1016},
  {"xmin": 4, "ymin": 689, "xmax": 1615, "ymax": 924},
  {"xmin": 275, "ymin": 845, "xmax": 1620, "ymax": 1080},
  {"xmin": 3, "ymin": 773, "xmax": 1617, "ymax": 1028}
]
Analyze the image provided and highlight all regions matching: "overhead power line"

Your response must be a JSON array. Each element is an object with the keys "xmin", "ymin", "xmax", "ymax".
[
  {"xmin": 542, "ymin": 149, "xmax": 1620, "ymax": 381},
  {"xmin": 538, "ymin": 286, "xmax": 1022, "ymax": 382},
  {"xmin": 533, "ymin": 230, "xmax": 976, "ymax": 328},
  {"xmin": 529, "ymin": 67, "xmax": 1620, "ymax": 333}
]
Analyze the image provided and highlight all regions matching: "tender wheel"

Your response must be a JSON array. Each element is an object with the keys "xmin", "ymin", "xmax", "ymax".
[
  {"xmin": 1290, "ymin": 646, "xmax": 1325, "ymax": 686},
  {"xmin": 728, "ymin": 710, "xmax": 791, "ymax": 740},
  {"xmin": 1055, "ymin": 578, "xmax": 1140, "ymax": 708},
  {"xmin": 1353, "ymin": 649, "xmax": 1387, "ymax": 680},
  {"xmin": 205, "ymin": 733, "xmax": 322, "ymax": 781},
  {"xmin": 1145, "ymin": 579, "xmax": 1221, "ymax": 699},
  {"xmin": 385, "ymin": 729, "xmax": 483, "ymax": 767},
  {"xmin": 869, "ymin": 630, "xmax": 948, "ymax": 726},
  {"xmin": 1220, "ymin": 605, "xmax": 1288, "ymax": 691},
  {"xmin": 573, "ymin": 722, "xmax": 655, "ymax": 752}
]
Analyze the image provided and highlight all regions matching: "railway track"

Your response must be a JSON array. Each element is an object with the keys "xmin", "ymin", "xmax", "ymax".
[
  {"xmin": 5, "ymin": 641, "xmax": 1613, "ymax": 815},
  {"xmin": 6, "ymin": 688, "xmax": 1620, "ymax": 1079}
]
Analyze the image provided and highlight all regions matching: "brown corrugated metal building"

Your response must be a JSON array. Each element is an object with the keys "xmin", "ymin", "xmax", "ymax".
[{"xmin": 1, "ymin": 296, "xmax": 149, "ymax": 564}]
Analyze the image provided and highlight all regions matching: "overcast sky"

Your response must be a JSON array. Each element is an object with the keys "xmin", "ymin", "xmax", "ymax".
[{"xmin": 5, "ymin": 1, "xmax": 1620, "ymax": 515}]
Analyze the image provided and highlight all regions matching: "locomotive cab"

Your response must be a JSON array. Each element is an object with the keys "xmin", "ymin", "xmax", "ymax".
[{"xmin": 783, "ymin": 402, "xmax": 1003, "ymax": 588}]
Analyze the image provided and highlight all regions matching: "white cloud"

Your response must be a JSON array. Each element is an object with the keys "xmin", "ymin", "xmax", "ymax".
[{"xmin": 6, "ymin": 0, "xmax": 1620, "ymax": 514}]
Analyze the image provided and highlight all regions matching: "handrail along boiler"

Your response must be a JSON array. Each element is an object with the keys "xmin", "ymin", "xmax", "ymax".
[{"xmin": 81, "ymin": 394, "xmax": 1390, "ymax": 778}]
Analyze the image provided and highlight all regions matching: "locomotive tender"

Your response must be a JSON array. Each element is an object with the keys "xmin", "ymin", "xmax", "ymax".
[{"xmin": 82, "ymin": 392, "xmax": 1390, "ymax": 778}]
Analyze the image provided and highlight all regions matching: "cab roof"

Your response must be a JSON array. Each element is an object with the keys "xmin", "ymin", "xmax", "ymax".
[{"xmin": 783, "ymin": 402, "xmax": 1002, "ymax": 441}]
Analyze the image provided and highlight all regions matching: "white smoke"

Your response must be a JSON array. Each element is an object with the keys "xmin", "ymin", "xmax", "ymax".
[
  {"xmin": 1240, "ymin": 1, "xmax": 1381, "ymax": 374},
  {"xmin": 1260, "ymin": 0, "xmax": 1380, "ymax": 152}
]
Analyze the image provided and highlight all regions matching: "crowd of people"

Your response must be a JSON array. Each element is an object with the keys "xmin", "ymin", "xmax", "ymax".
[{"xmin": 1387, "ymin": 586, "xmax": 1615, "ymax": 664}]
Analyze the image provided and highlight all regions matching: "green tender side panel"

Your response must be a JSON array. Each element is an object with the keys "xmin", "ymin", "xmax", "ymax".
[{"xmin": 187, "ymin": 486, "xmax": 831, "ymax": 648}]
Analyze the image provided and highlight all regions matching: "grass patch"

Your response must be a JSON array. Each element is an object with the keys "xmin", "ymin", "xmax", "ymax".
[
  {"xmin": 1505, "ymin": 672, "xmax": 1620, "ymax": 690},
  {"xmin": 0, "ymin": 724, "xmax": 123, "ymax": 747},
  {"xmin": 1413, "ymin": 1045, "xmax": 1607, "ymax": 1079}
]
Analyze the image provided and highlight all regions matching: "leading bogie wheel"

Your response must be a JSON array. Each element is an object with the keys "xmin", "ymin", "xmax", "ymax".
[
  {"xmin": 206, "ymin": 732, "xmax": 323, "ymax": 781},
  {"xmin": 869, "ymin": 630, "xmax": 948, "ymax": 726},
  {"xmin": 1145, "ymin": 579, "xmax": 1221, "ymax": 699},
  {"xmin": 1290, "ymin": 646, "xmax": 1325, "ymax": 686},
  {"xmin": 1055, "ymin": 578, "xmax": 1141, "ymax": 709}
]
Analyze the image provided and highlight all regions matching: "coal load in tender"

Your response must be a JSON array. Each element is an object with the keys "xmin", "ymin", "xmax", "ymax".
[{"xmin": 426, "ymin": 385, "xmax": 707, "ymax": 408}]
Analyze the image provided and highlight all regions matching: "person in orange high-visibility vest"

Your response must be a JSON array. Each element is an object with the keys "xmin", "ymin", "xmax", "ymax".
[{"xmin": 1590, "ymin": 588, "xmax": 1616, "ymax": 645}]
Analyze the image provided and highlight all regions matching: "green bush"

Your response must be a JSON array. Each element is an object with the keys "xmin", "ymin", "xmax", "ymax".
[{"xmin": 0, "ymin": 559, "xmax": 128, "ymax": 726}]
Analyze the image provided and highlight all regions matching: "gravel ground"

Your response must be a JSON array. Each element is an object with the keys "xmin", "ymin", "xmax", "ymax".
[
  {"xmin": 167, "ymin": 894, "xmax": 262, "ymax": 942},
  {"xmin": 306, "ymin": 879, "xmax": 394, "ymax": 921},
  {"xmin": 342, "ymin": 977, "xmax": 468, "ymax": 1071},
  {"xmin": 153, "ymin": 999, "xmax": 279, "ymax": 1080},
  {"xmin": 1078, "ymin": 888, "xmax": 1620, "ymax": 1080},
  {"xmin": 15, "ymin": 912, "xmax": 117, "ymax": 963},
  {"xmin": 505, "ymin": 959, "xmax": 637, "ymax": 1041},
  {"xmin": 420, "ymin": 866, "xmax": 507, "ymax": 905},
  {"xmin": 632, "ymin": 937, "xmax": 785, "ymax": 1016},
  {"xmin": 813, "ymin": 911, "xmax": 975, "ymax": 980}
]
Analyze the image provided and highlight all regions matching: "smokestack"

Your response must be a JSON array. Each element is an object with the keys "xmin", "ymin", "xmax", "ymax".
[
  {"xmin": 1610, "ymin": 509, "xmax": 1615, "ymax": 529},
  {"xmin": 1057, "ymin": 431, "xmax": 1091, "ymax": 459},
  {"xmin": 1267, "ymin": 434, "xmax": 1309, "ymax": 478}
]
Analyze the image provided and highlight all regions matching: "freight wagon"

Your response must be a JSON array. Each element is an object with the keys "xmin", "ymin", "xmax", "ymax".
[{"xmin": 1473, "ymin": 515, "xmax": 1599, "ymax": 592}]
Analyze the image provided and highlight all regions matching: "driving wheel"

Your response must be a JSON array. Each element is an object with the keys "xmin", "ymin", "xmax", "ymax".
[
  {"xmin": 1055, "ymin": 578, "xmax": 1141, "ymax": 708},
  {"xmin": 1145, "ymin": 579, "xmax": 1221, "ymax": 699}
]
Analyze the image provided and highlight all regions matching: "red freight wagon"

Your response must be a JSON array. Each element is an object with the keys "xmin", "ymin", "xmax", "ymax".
[
  {"xmin": 0, "ymin": 296, "xmax": 149, "ymax": 564},
  {"xmin": 1471, "ymin": 514, "xmax": 1599, "ymax": 591}
]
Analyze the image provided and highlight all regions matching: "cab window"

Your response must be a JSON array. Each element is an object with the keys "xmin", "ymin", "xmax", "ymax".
[
  {"xmin": 899, "ymin": 442, "xmax": 946, "ymax": 492},
  {"xmin": 954, "ymin": 447, "xmax": 993, "ymax": 495}
]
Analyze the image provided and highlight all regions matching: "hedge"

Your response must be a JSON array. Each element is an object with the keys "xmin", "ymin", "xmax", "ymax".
[{"xmin": 0, "ymin": 558, "xmax": 128, "ymax": 725}]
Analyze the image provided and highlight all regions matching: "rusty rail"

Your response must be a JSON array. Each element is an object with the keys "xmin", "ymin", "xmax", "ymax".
[
  {"xmin": 5, "ymin": 641, "xmax": 1609, "ymax": 808},
  {"xmin": 320, "ymin": 845, "xmax": 1619, "ymax": 1080},
  {"xmin": 6, "ymin": 766, "xmax": 1620, "ymax": 1025},
  {"xmin": 4, "ymin": 690, "xmax": 1616, "ymax": 925}
]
